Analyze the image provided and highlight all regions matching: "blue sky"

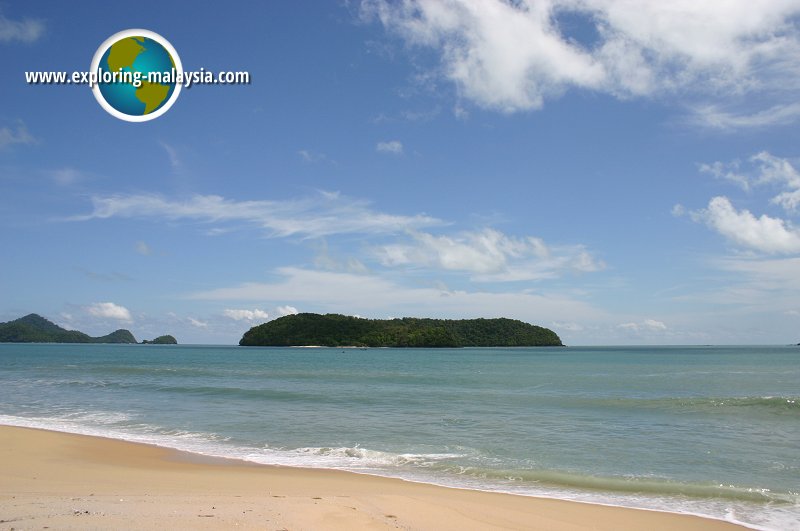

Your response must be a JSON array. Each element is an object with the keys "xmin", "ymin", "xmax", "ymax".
[{"xmin": 2, "ymin": 1, "xmax": 800, "ymax": 345}]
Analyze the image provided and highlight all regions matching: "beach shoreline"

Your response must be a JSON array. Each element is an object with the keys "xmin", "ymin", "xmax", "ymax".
[{"xmin": 0, "ymin": 425, "xmax": 747, "ymax": 530}]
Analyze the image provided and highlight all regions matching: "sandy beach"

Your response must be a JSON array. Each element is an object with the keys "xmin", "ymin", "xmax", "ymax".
[{"xmin": 0, "ymin": 425, "xmax": 746, "ymax": 530}]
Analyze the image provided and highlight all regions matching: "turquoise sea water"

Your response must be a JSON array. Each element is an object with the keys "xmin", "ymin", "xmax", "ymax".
[{"xmin": 0, "ymin": 344, "xmax": 797, "ymax": 529}]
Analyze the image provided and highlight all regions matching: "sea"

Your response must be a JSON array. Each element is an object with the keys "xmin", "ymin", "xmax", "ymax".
[{"xmin": 0, "ymin": 344, "xmax": 797, "ymax": 530}]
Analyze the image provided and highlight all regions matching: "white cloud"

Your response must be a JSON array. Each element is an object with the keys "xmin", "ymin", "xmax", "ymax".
[
  {"xmin": 364, "ymin": 0, "xmax": 603, "ymax": 111},
  {"xmin": 644, "ymin": 319, "xmax": 667, "ymax": 331},
  {"xmin": 0, "ymin": 121, "xmax": 35, "ymax": 149},
  {"xmin": 86, "ymin": 302, "xmax": 133, "ymax": 323},
  {"xmin": 692, "ymin": 196, "xmax": 800, "ymax": 254},
  {"xmin": 277, "ymin": 305, "xmax": 299, "ymax": 316},
  {"xmin": 0, "ymin": 11, "xmax": 44, "ymax": 43},
  {"xmin": 135, "ymin": 241, "xmax": 153, "ymax": 256},
  {"xmin": 362, "ymin": 0, "xmax": 800, "ymax": 115},
  {"xmin": 72, "ymin": 191, "xmax": 443, "ymax": 239},
  {"xmin": 376, "ymin": 140, "xmax": 404, "ymax": 154},
  {"xmin": 223, "ymin": 309, "xmax": 270, "ymax": 321},
  {"xmin": 375, "ymin": 228, "xmax": 604, "ymax": 281},
  {"xmin": 618, "ymin": 319, "xmax": 667, "ymax": 332},
  {"xmin": 189, "ymin": 267, "xmax": 605, "ymax": 325}
]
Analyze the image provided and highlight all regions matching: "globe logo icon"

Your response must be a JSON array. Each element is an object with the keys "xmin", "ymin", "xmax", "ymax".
[{"xmin": 91, "ymin": 29, "xmax": 182, "ymax": 122}]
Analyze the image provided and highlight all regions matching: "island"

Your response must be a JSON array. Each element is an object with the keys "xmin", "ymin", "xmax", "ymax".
[
  {"xmin": 141, "ymin": 335, "xmax": 178, "ymax": 345},
  {"xmin": 239, "ymin": 313, "xmax": 562, "ymax": 347},
  {"xmin": 0, "ymin": 313, "xmax": 138, "ymax": 343}
]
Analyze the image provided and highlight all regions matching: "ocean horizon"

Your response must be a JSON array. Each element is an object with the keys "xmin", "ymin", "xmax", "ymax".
[{"xmin": 1, "ymin": 343, "xmax": 797, "ymax": 530}]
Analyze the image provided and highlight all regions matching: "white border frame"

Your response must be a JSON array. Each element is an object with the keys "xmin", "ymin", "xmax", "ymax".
[{"xmin": 90, "ymin": 29, "xmax": 183, "ymax": 122}]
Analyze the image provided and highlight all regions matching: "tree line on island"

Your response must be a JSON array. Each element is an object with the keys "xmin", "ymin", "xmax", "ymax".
[
  {"xmin": 0, "ymin": 314, "xmax": 176, "ymax": 344},
  {"xmin": 240, "ymin": 313, "xmax": 563, "ymax": 347}
]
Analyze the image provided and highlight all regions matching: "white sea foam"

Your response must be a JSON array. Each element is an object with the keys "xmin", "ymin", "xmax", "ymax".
[{"xmin": 2, "ymin": 414, "xmax": 796, "ymax": 530}]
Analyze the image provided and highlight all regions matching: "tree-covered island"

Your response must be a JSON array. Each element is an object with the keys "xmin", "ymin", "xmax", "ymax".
[
  {"xmin": 141, "ymin": 335, "xmax": 178, "ymax": 345},
  {"xmin": 240, "ymin": 313, "xmax": 563, "ymax": 347}
]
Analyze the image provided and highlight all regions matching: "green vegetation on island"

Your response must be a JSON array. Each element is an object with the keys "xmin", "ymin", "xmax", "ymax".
[
  {"xmin": 142, "ymin": 335, "xmax": 178, "ymax": 345},
  {"xmin": 93, "ymin": 329, "xmax": 137, "ymax": 344},
  {"xmin": 239, "ymin": 313, "xmax": 563, "ymax": 347},
  {"xmin": 0, "ymin": 313, "xmax": 140, "ymax": 344}
]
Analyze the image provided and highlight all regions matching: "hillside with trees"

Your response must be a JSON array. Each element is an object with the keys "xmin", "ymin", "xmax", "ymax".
[{"xmin": 0, "ymin": 313, "xmax": 138, "ymax": 344}]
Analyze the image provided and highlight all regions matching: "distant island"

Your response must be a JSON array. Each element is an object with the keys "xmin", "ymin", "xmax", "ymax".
[
  {"xmin": 240, "ymin": 313, "xmax": 562, "ymax": 347},
  {"xmin": 0, "ymin": 313, "xmax": 175, "ymax": 345},
  {"xmin": 142, "ymin": 335, "xmax": 178, "ymax": 345}
]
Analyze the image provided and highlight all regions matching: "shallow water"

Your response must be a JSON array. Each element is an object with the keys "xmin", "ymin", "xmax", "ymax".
[{"xmin": 1, "ymin": 344, "xmax": 797, "ymax": 530}]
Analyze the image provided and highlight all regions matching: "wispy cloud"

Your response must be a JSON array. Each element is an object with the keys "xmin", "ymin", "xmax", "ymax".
[
  {"xmin": 70, "ymin": 191, "xmax": 443, "ymax": 238},
  {"xmin": 159, "ymin": 141, "xmax": 182, "ymax": 171},
  {"xmin": 135, "ymin": 241, "xmax": 153, "ymax": 256},
  {"xmin": 689, "ymin": 103, "xmax": 800, "ymax": 131},
  {"xmin": 671, "ymin": 255, "xmax": 800, "ymax": 317},
  {"xmin": 372, "ymin": 108, "xmax": 440, "ymax": 123},
  {"xmin": 698, "ymin": 152, "xmax": 800, "ymax": 211},
  {"xmin": 0, "ymin": 121, "xmax": 36, "ymax": 149},
  {"xmin": 699, "ymin": 160, "xmax": 751, "ymax": 192},
  {"xmin": 376, "ymin": 140, "xmax": 404, "ymax": 154},
  {"xmin": 313, "ymin": 240, "xmax": 369, "ymax": 274},
  {"xmin": 716, "ymin": 256, "xmax": 800, "ymax": 294},
  {"xmin": 0, "ymin": 10, "xmax": 44, "ymax": 43},
  {"xmin": 76, "ymin": 267, "xmax": 133, "ymax": 283},
  {"xmin": 752, "ymin": 152, "xmax": 800, "ymax": 213},
  {"xmin": 362, "ymin": 1, "xmax": 800, "ymax": 119},
  {"xmin": 297, "ymin": 149, "xmax": 335, "ymax": 164},
  {"xmin": 49, "ymin": 168, "xmax": 86, "ymax": 186},
  {"xmin": 188, "ymin": 317, "xmax": 208, "ymax": 328}
]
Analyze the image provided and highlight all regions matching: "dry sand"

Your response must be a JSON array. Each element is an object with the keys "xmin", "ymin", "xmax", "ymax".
[{"xmin": 0, "ymin": 425, "xmax": 746, "ymax": 530}]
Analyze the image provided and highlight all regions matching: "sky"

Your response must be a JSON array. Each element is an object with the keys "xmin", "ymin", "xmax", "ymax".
[{"xmin": 2, "ymin": 1, "xmax": 800, "ymax": 345}]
